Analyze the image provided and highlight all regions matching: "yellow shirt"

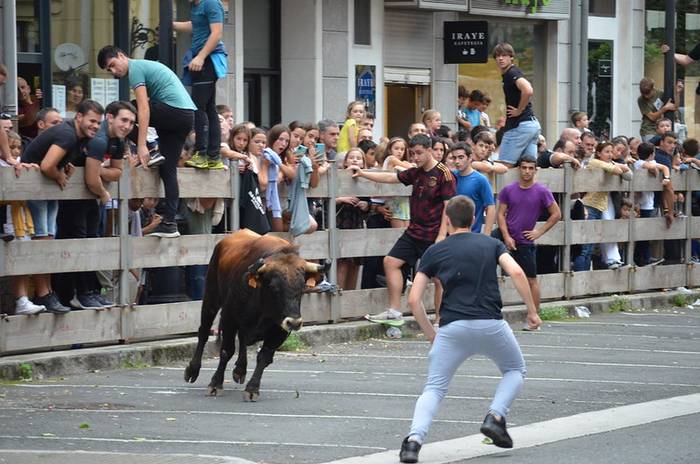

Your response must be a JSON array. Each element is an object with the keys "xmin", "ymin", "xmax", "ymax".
[
  {"xmin": 337, "ymin": 118, "xmax": 358, "ymax": 154},
  {"xmin": 582, "ymin": 158, "xmax": 617, "ymax": 212}
]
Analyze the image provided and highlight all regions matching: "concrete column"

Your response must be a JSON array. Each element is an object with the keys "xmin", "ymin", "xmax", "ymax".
[
  {"xmin": 281, "ymin": 0, "xmax": 322, "ymax": 124},
  {"xmin": 216, "ymin": 0, "xmax": 243, "ymax": 123},
  {"xmin": 543, "ymin": 20, "xmax": 560, "ymax": 142},
  {"xmin": 631, "ymin": 0, "xmax": 646, "ymax": 135},
  {"xmin": 556, "ymin": 16, "xmax": 572, "ymax": 137},
  {"xmin": 431, "ymin": 12, "xmax": 458, "ymax": 131},
  {"xmin": 1, "ymin": 0, "xmax": 18, "ymax": 115},
  {"xmin": 322, "ymin": 0, "xmax": 349, "ymax": 122},
  {"xmin": 613, "ymin": 0, "xmax": 634, "ymax": 137}
]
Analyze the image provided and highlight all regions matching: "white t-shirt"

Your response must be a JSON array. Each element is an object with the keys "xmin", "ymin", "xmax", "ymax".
[{"xmin": 633, "ymin": 159, "xmax": 655, "ymax": 211}]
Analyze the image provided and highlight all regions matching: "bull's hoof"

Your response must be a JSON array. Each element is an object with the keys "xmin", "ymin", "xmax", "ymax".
[
  {"xmin": 184, "ymin": 364, "xmax": 200, "ymax": 383},
  {"xmin": 232, "ymin": 368, "xmax": 246, "ymax": 384},
  {"xmin": 243, "ymin": 390, "xmax": 259, "ymax": 402},
  {"xmin": 207, "ymin": 384, "xmax": 223, "ymax": 396}
]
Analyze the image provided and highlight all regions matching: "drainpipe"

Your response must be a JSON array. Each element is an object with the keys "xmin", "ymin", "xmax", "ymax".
[
  {"xmin": 663, "ymin": 0, "xmax": 675, "ymax": 123},
  {"xmin": 580, "ymin": 0, "xmax": 589, "ymax": 112},
  {"xmin": 2, "ymin": 0, "xmax": 18, "ymax": 115},
  {"xmin": 570, "ymin": 0, "xmax": 581, "ymax": 113}
]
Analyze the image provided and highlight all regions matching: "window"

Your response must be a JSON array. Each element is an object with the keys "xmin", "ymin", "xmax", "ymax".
[
  {"xmin": 645, "ymin": 0, "xmax": 700, "ymax": 140},
  {"xmin": 354, "ymin": 0, "xmax": 371, "ymax": 46},
  {"xmin": 589, "ymin": 0, "xmax": 616, "ymax": 17}
]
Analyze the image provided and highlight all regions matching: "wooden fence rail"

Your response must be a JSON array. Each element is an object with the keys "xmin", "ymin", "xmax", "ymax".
[{"xmin": 0, "ymin": 165, "xmax": 698, "ymax": 354}]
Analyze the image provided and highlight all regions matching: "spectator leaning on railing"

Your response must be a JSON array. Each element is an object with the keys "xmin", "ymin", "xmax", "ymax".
[{"xmin": 19, "ymin": 99, "xmax": 105, "ymax": 313}]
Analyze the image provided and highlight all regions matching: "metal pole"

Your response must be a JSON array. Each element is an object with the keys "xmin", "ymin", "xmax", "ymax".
[
  {"xmin": 39, "ymin": 0, "xmax": 52, "ymax": 107},
  {"xmin": 663, "ymin": 0, "xmax": 676, "ymax": 123},
  {"xmin": 327, "ymin": 162, "xmax": 339, "ymax": 322},
  {"xmin": 579, "ymin": 0, "xmax": 589, "ymax": 111},
  {"xmin": 159, "ymin": 0, "xmax": 174, "ymax": 70}
]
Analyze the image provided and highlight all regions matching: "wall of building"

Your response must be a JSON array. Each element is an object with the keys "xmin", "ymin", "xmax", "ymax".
[{"xmin": 322, "ymin": 0, "xmax": 349, "ymax": 123}]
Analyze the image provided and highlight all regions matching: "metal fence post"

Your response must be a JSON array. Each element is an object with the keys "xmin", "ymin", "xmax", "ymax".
[
  {"xmin": 562, "ymin": 164, "xmax": 573, "ymax": 299},
  {"xmin": 628, "ymin": 170, "xmax": 637, "ymax": 294},
  {"xmin": 685, "ymin": 172, "xmax": 693, "ymax": 288},
  {"xmin": 230, "ymin": 164, "xmax": 240, "ymax": 231},
  {"xmin": 117, "ymin": 165, "xmax": 132, "ymax": 308},
  {"xmin": 327, "ymin": 162, "xmax": 340, "ymax": 322}
]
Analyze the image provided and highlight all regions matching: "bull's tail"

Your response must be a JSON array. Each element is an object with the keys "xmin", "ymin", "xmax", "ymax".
[{"xmin": 200, "ymin": 242, "xmax": 223, "ymax": 332}]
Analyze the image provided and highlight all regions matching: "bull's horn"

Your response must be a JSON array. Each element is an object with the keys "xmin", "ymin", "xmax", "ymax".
[
  {"xmin": 304, "ymin": 262, "xmax": 323, "ymax": 273},
  {"xmin": 257, "ymin": 263, "xmax": 269, "ymax": 274}
]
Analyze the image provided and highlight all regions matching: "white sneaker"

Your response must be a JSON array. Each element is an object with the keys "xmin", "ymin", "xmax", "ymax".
[
  {"xmin": 368, "ymin": 308, "xmax": 403, "ymax": 320},
  {"xmin": 15, "ymin": 297, "xmax": 46, "ymax": 315}
]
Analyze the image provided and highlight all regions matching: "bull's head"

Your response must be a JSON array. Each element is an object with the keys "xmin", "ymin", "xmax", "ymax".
[{"xmin": 246, "ymin": 255, "xmax": 326, "ymax": 332}]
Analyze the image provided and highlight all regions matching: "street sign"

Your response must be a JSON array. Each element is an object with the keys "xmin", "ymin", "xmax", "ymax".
[{"xmin": 356, "ymin": 65, "xmax": 376, "ymax": 116}]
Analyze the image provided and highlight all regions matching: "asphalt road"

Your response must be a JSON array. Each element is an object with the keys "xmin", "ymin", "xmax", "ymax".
[{"xmin": 1, "ymin": 305, "xmax": 699, "ymax": 464}]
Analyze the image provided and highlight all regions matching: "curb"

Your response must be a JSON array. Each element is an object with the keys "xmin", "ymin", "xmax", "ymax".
[{"xmin": 1, "ymin": 289, "xmax": 697, "ymax": 382}]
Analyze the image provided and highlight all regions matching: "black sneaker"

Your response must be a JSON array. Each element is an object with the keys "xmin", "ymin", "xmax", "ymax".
[
  {"xmin": 147, "ymin": 142, "xmax": 165, "ymax": 167},
  {"xmin": 94, "ymin": 293, "xmax": 114, "ymax": 308},
  {"xmin": 35, "ymin": 292, "xmax": 71, "ymax": 313},
  {"xmin": 480, "ymin": 412, "xmax": 513, "ymax": 448},
  {"xmin": 399, "ymin": 437, "xmax": 421, "ymax": 463},
  {"xmin": 70, "ymin": 292, "xmax": 106, "ymax": 310},
  {"xmin": 1, "ymin": 232, "xmax": 14, "ymax": 242},
  {"xmin": 146, "ymin": 221, "xmax": 180, "ymax": 238}
]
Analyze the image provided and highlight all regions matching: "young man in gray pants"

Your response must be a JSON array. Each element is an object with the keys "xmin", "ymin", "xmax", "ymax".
[{"xmin": 399, "ymin": 195, "xmax": 541, "ymax": 463}]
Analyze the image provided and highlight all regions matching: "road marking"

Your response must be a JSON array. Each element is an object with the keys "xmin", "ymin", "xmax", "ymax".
[
  {"xmin": 620, "ymin": 311, "xmax": 700, "ymax": 318},
  {"xmin": 0, "ymin": 407, "xmax": 481, "ymax": 425},
  {"xmin": 0, "ymin": 450, "xmax": 256, "ymax": 464},
  {"xmin": 0, "ymin": 435, "xmax": 385, "ymax": 451},
  {"xmin": 152, "ymin": 366, "xmax": 700, "ymax": 387},
  {"xmin": 544, "ymin": 320, "xmax": 693, "ymax": 328},
  {"xmin": 274, "ymin": 351, "xmax": 700, "ymax": 370},
  {"xmin": 7, "ymin": 384, "xmax": 623, "ymax": 406},
  {"xmin": 320, "ymin": 393, "xmax": 700, "ymax": 464}
]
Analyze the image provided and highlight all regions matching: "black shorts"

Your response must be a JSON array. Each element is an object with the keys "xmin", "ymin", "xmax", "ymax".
[
  {"xmin": 512, "ymin": 244, "xmax": 538, "ymax": 278},
  {"xmin": 387, "ymin": 232, "xmax": 433, "ymax": 268}
]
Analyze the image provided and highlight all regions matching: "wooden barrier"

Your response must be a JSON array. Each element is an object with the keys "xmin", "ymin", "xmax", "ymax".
[{"xmin": 0, "ymin": 165, "xmax": 698, "ymax": 354}]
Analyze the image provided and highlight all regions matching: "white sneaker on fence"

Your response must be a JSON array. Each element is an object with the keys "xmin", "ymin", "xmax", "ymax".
[
  {"xmin": 15, "ymin": 297, "xmax": 46, "ymax": 315},
  {"xmin": 367, "ymin": 308, "xmax": 403, "ymax": 321}
]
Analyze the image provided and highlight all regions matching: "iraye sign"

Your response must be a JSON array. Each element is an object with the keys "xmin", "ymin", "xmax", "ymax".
[{"xmin": 443, "ymin": 21, "xmax": 488, "ymax": 64}]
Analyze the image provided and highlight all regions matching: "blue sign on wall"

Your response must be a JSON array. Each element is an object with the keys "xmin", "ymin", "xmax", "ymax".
[{"xmin": 356, "ymin": 65, "xmax": 376, "ymax": 116}]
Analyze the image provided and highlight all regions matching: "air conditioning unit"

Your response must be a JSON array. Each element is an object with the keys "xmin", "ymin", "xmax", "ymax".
[{"xmin": 384, "ymin": 0, "xmax": 469, "ymax": 12}]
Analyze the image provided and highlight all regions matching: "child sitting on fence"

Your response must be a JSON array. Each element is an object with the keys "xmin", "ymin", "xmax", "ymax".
[
  {"xmin": 0, "ymin": 131, "xmax": 46, "ymax": 315},
  {"xmin": 382, "ymin": 137, "xmax": 413, "ymax": 229},
  {"xmin": 337, "ymin": 101, "xmax": 366, "ymax": 154},
  {"xmin": 573, "ymin": 141, "xmax": 632, "ymax": 271},
  {"xmin": 336, "ymin": 148, "xmax": 370, "ymax": 290}
]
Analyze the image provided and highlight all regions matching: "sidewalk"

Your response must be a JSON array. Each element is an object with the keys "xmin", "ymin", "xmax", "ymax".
[{"xmin": 1, "ymin": 289, "xmax": 697, "ymax": 381}]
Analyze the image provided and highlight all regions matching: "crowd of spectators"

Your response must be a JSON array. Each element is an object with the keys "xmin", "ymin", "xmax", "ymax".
[{"xmin": 1, "ymin": 40, "xmax": 699, "ymax": 320}]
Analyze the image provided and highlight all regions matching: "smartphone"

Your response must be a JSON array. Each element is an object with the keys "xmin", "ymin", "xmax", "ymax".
[
  {"xmin": 315, "ymin": 143, "xmax": 325, "ymax": 154},
  {"xmin": 295, "ymin": 145, "xmax": 308, "ymax": 155}
]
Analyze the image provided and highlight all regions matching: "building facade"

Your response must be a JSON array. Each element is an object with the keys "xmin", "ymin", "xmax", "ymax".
[{"xmin": 0, "ymin": 1, "xmax": 693, "ymax": 143}]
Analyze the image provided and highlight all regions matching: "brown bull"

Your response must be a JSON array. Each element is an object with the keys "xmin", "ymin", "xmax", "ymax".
[{"xmin": 184, "ymin": 229, "xmax": 325, "ymax": 400}]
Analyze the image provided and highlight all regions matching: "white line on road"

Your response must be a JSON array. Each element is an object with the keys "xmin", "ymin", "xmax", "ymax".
[
  {"xmin": 0, "ymin": 450, "xmax": 257, "ymax": 464},
  {"xmin": 7, "ymin": 384, "xmax": 624, "ymax": 406},
  {"xmin": 0, "ymin": 435, "xmax": 385, "ymax": 451},
  {"xmin": 320, "ymin": 393, "xmax": 700, "ymax": 464},
  {"xmin": 152, "ymin": 366, "xmax": 700, "ymax": 387},
  {"xmin": 0, "ymin": 407, "xmax": 480, "ymax": 425},
  {"xmin": 274, "ymin": 351, "xmax": 700, "ymax": 369},
  {"xmin": 544, "ymin": 320, "xmax": 693, "ymax": 328}
]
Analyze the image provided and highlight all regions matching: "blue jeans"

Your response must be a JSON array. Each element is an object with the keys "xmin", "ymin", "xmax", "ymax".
[
  {"xmin": 408, "ymin": 319, "xmax": 526, "ymax": 443},
  {"xmin": 572, "ymin": 206, "xmax": 603, "ymax": 272},
  {"xmin": 498, "ymin": 119, "xmax": 541, "ymax": 165}
]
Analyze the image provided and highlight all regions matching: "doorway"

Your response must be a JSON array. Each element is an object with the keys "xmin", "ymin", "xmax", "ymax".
[{"xmin": 384, "ymin": 84, "xmax": 430, "ymax": 139}]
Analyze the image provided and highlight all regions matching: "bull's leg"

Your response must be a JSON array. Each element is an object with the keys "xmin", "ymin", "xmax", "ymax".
[
  {"xmin": 208, "ymin": 317, "xmax": 237, "ymax": 396},
  {"xmin": 244, "ymin": 326, "xmax": 289, "ymax": 402},
  {"xmin": 232, "ymin": 334, "xmax": 248, "ymax": 384},
  {"xmin": 185, "ymin": 262, "xmax": 220, "ymax": 384}
]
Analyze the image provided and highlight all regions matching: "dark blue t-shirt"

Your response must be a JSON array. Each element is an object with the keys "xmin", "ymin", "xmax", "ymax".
[
  {"xmin": 418, "ymin": 232, "xmax": 507, "ymax": 325},
  {"xmin": 191, "ymin": 0, "xmax": 225, "ymax": 54}
]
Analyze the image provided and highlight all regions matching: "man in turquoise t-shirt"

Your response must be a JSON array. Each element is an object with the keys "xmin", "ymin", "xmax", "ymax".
[
  {"xmin": 98, "ymin": 45, "xmax": 196, "ymax": 238},
  {"xmin": 174, "ymin": 0, "xmax": 227, "ymax": 170}
]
